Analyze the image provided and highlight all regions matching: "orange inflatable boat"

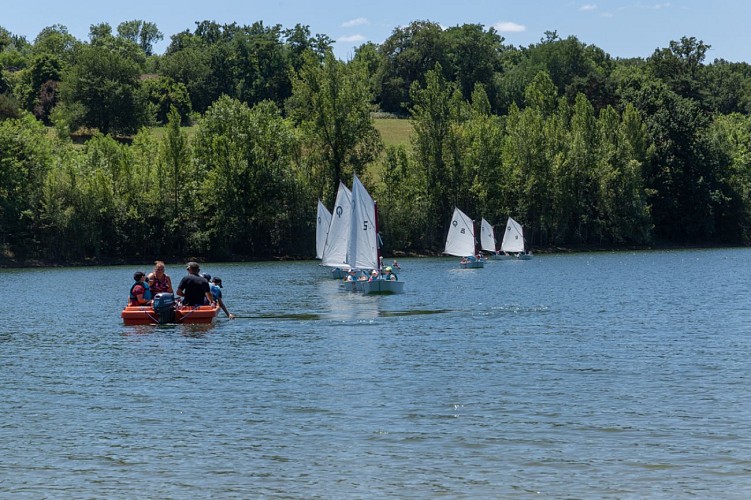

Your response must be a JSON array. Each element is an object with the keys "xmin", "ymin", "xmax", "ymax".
[
  {"xmin": 121, "ymin": 303, "xmax": 220, "ymax": 325},
  {"xmin": 121, "ymin": 293, "xmax": 220, "ymax": 325}
]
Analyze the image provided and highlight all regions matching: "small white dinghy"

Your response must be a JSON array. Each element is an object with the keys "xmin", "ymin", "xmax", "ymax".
[
  {"xmin": 346, "ymin": 174, "xmax": 404, "ymax": 294},
  {"xmin": 320, "ymin": 182, "xmax": 354, "ymax": 278},
  {"xmin": 500, "ymin": 217, "xmax": 533, "ymax": 260},
  {"xmin": 444, "ymin": 208, "xmax": 484, "ymax": 268}
]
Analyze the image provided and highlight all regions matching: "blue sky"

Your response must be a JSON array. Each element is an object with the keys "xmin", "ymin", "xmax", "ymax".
[{"xmin": 5, "ymin": 1, "xmax": 751, "ymax": 63}]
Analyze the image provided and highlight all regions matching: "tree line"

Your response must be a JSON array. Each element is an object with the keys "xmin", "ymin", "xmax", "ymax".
[{"xmin": 1, "ymin": 20, "xmax": 750, "ymax": 265}]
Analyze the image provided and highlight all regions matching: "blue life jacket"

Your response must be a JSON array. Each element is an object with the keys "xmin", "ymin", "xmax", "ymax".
[{"xmin": 130, "ymin": 281, "xmax": 152, "ymax": 303}]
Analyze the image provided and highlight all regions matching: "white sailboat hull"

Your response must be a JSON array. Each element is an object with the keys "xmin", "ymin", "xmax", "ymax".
[
  {"xmin": 489, "ymin": 252, "xmax": 533, "ymax": 261},
  {"xmin": 359, "ymin": 279, "xmax": 405, "ymax": 294},
  {"xmin": 487, "ymin": 253, "xmax": 510, "ymax": 260}
]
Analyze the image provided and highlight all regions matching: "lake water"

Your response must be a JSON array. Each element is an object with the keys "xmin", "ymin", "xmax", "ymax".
[{"xmin": 1, "ymin": 248, "xmax": 750, "ymax": 498}]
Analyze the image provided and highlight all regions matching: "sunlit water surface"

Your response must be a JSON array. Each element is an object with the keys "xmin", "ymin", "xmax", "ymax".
[{"xmin": 1, "ymin": 248, "xmax": 750, "ymax": 497}]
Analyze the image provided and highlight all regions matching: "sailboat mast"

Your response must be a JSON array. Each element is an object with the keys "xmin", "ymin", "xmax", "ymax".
[
  {"xmin": 474, "ymin": 219, "xmax": 479, "ymax": 257},
  {"xmin": 374, "ymin": 200, "xmax": 382, "ymax": 271}
]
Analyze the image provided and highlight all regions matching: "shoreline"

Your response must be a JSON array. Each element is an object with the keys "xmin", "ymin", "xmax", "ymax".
[{"xmin": 1, "ymin": 242, "xmax": 746, "ymax": 269}]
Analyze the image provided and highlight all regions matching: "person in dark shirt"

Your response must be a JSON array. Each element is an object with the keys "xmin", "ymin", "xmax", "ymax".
[{"xmin": 176, "ymin": 262, "xmax": 214, "ymax": 306}]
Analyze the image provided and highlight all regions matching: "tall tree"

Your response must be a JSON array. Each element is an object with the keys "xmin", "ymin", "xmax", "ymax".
[
  {"xmin": 193, "ymin": 96, "xmax": 304, "ymax": 257},
  {"xmin": 647, "ymin": 36, "xmax": 709, "ymax": 103},
  {"xmin": 288, "ymin": 51, "xmax": 382, "ymax": 206},
  {"xmin": 409, "ymin": 64, "xmax": 463, "ymax": 247},
  {"xmin": 32, "ymin": 24, "xmax": 78, "ymax": 63},
  {"xmin": 443, "ymin": 24, "xmax": 504, "ymax": 105},
  {"xmin": 0, "ymin": 113, "xmax": 52, "ymax": 256},
  {"xmin": 59, "ymin": 44, "xmax": 147, "ymax": 135},
  {"xmin": 619, "ymin": 74, "xmax": 719, "ymax": 241},
  {"xmin": 378, "ymin": 20, "xmax": 451, "ymax": 113},
  {"xmin": 117, "ymin": 20, "xmax": 163, "ymax": 56}
]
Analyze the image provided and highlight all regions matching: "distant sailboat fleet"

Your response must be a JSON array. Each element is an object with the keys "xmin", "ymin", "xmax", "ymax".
[{"xmin": 444, "ymin": 208, "xmax": 533, "ymax": 267}]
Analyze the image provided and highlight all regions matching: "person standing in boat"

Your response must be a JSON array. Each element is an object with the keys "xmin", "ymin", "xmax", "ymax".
[
  {"xmin": 129, "ymin": 271, "xmax": 153, "ymax": 306},
  {"xmin": 148, "ymin": 260, "xmax": 173, "ymax": 295},
  {"xmin": 176, "ymin": 262, "xmax": 214, "ymax": 306}
]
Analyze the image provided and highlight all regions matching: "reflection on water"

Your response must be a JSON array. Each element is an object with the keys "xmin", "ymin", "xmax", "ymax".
[
  {"xmin": 252, "ymin": 309, "xmax": 451, "ymax": 321},
  {"xmin": 1, "ymin": 249, "xmax": 751, "ymax": 497}
]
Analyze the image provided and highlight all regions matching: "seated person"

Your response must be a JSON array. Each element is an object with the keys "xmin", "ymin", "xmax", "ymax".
[
  {"xmin": 368, "ymin": 269, "xmax": 379, "ymax": 282},
  {"xmin": 382, "ymin": 266, "xmax": 397, "ymax": 281},
  {"xmin": 129, "ymin": 271, "xmax": 152, "ymax": 306},
  {"xmin": 206, "ymin": 275, "xmax": 235, "ymax": 319},
  {"xmin": 148, "ymin": 260, "xmax": 173, "ymax": 294},
  {"xmin": 177, "ymin": 262, "xmax": 213, "ymax": 306},
  {"xmin": 344, "ymin": 269, "xmax": 357, "ymax": 282}
]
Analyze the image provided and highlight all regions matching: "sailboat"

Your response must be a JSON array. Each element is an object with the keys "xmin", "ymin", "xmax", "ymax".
[
  {"xmin": 444, "ymin": 207, "xmax": 484, "ymax": 268},
  {"xmin": 480, "ymin": 218, "xmax": 502, "ymax": 260},
  {"xmin": 500, "ymin": 217, "xmax": 533, "ymax": 260},
  {"xmin": 316, "ymin": 200, "xmax": 332, "ymax": 260},
  {"xmin": 346, "ymin": 174, "xmax": 404, "ymax": 294},
  {"xmin": 320, "ymin": 182, "xmax": 353, "ymax": 278}
]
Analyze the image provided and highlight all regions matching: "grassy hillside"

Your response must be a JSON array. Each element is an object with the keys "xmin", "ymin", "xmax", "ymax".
[
  {"xmin": 374, "ymin": 118, "xmax": 413, "ymax": 148},
  {"xmin": 144, "ymin": 119, "xmax": 411, "ymax": 148}
]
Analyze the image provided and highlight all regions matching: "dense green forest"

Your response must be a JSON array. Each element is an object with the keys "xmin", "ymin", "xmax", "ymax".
[{"xmin": 1, "ymin": 20, "xmax": 751, "ymax": 265}]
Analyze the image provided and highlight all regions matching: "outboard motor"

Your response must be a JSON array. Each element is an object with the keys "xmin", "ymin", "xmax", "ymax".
[{"xmin": 152, "ymin": 293, "xmax": 176, "ymax": 324}]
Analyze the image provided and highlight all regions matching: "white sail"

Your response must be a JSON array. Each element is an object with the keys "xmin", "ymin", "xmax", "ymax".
[
  {"xmin": 444, "ymin": 207, "xmax": 476, "ymax": 257},
  {"xmin": 320, "ymin": 182, "xmax": 352, "ymax": 269},
  {"xmin": 501, "ymin": 217, "xmax": 526, "ymax": 253},
  {"xmin": 346, "ymin": 174, "xmax": 379, "ymax": 271},
  {"xmin": 316, "ymin": 200, "xmax": 332, "ymax": 259},
  {"xmin": 480, "ymin": 218, "xmax": 496, "ymax": 253}
]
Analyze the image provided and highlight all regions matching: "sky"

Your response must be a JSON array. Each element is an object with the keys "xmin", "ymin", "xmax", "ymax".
[{"xmin": 4, "ymin": 0, "xmax": 751, "ymax": 63}]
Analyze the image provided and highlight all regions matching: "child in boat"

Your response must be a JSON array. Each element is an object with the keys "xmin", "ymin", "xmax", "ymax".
[
  {"xmin": 382, "ymin": 266, "xmax": 397, "ymax": 281},
  {"xmin": 129, "ymin": 271, "xmax": 153, "ymax": 306},
  {"xmin": 202, "ymin": 274, "xmax": 235, "ymax": 319}
]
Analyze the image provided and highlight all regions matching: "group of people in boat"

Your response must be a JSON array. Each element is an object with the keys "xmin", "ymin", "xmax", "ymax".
[
  {"xmin": 129, "ymin": 260, "xmax": 234, "ymax": 319},
  {"xmin": 459, "ymin": 254, "xmax": 486, "ymax": 265},
  {"xmin": 343, "ymin": 262, "xmax": 400, "ymax": 283}
]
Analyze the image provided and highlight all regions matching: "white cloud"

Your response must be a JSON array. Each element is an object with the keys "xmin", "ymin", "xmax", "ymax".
[
  {"xmin": 341, "ymin": 17, "xmax": 369, "ymax": 28},
  {"xmin": 637, "ymin": 2, "xmax": 671, "ymax": 9},
  {"xmin": 493, "ymin": 21, "xmax": 526, "ymax": 33},
  {"xmin": 579, "ymin": 3, "xmax": 597, "ymax": 11},
  {"xmin": 338, "ymin": 34, "xmax": 366, "ymax": 43}
]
